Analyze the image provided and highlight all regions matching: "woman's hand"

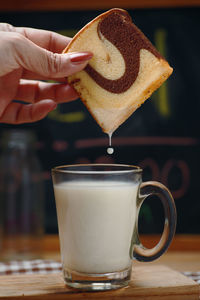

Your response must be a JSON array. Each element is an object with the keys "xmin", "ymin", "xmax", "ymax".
[{"xmin": 0, "ymin": 23, "xmax": 92, "ymax": 124}]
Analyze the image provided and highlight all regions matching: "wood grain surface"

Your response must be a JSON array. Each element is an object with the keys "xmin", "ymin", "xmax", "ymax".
[{"xmin": 0, "ymin": 265, "xmax": 198, "ymax": 299}]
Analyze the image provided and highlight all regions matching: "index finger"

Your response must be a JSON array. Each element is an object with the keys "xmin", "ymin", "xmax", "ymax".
[
  {"xmin": 0, "ymin": 23, "xmax": 72, "ymax": 53},
  {"xmin": 17, "ymin": 27, "xmax": 71, "ymax": 53}
]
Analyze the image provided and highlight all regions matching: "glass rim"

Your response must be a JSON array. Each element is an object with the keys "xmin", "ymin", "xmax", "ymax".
[{"xmin": 51, "ymin": 163, "xmax": 142, "ymax": 175}]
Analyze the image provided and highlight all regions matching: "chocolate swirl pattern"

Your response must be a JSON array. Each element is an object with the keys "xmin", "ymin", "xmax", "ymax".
[
  {"xmin": 64, "ymin": 8, "xmax": 173, "ymax": 134},
  {"xmin": 85, "ymin": 10, "xmax": 162, "ymax": 94}
]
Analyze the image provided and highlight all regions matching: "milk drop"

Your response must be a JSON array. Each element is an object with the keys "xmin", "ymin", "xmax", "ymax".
[
  {"xmin": 107, "ymin": 147, "xmax": 114, "ymax": 154},
  {"xmin": 107, "ymin": 132, "xmax": 114, "ymax": 155}
]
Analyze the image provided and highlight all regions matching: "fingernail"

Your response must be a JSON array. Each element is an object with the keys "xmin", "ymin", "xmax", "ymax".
[{"xmin": 69, "ymin": 52, "xmax": 93, "ymax": 64}]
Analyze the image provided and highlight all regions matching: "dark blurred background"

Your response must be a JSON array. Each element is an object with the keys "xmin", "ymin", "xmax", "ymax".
[{"xmin": 0, "ymin": 0, "xmax": 200, "ymax": 235}]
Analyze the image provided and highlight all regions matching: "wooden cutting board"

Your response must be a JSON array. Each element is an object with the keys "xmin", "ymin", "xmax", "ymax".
[{"xmin": 0, "ymin": 265, "xmax": 199, "ymax": 300}]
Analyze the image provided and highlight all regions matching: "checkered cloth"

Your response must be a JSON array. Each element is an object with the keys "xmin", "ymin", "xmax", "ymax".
[
  {"xmin": 0, "ymin": 260, "xmax": 199, "ymax": 284},
  {"xmin": 182, "ymin": 271, "xmax": 200, "ymax": 284},
  {"xmin": 0, "ymin": 260, "xmax": 62, "ymax": 275}
]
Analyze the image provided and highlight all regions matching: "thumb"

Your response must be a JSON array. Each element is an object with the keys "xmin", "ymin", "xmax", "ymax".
[
  {"xmin": 35, "ymin": 50, "xmax": 93, "ymax": 78},
  {"xmin": 0, "ymin": 32, "xmax": 93, "ymax": 78}
]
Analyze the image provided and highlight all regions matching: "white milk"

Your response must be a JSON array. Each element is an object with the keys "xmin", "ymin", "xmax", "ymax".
[
  {"xmin": 107, "ymin": 132, "xmax": 114, "ymax": 154},
  {"xmin": 54, "ymin": 180, "xmax": 138, "ymax": 274}
]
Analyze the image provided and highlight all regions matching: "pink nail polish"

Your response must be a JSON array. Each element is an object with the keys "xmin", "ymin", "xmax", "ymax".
[{"xmin": 70, "ymin": 52, "xmax": 93, "ymax": 64}]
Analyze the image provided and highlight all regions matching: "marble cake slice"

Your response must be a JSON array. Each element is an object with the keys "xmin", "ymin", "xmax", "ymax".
[{"xmin": 63, "ymin": 8, "xmax": 173, "ymax": 134}]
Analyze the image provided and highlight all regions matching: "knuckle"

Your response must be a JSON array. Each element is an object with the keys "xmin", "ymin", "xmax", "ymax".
[
  {"xmin": 46, "ymin": 52, "xmax": 62, "ymax": 76},
  {"xmin": 0, "ymin": 23, "xmax": 15, "ymax": 32}
]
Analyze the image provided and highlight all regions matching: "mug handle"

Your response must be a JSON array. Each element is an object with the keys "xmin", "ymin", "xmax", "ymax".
[{"xmin": 132, "ymin": 181, "xmax": 177, "ymax": 262}]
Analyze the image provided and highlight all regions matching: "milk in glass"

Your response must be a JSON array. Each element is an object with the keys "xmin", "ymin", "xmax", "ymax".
[{"xmin": 54, "ymin": 180, "xmax": 138, "ymax": 274}]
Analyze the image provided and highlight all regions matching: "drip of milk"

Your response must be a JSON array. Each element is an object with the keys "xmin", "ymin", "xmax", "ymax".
[{"xmin": 107, "ymin": 132, "xmax": 114, "ymax": 154}]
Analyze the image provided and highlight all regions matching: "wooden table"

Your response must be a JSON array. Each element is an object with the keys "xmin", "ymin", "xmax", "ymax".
[{"xmin": 0, "ymin": 234, "xmax": 199, "ymax": 299}]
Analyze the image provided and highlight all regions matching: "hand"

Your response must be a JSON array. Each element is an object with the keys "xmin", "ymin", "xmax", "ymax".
[{"xmin": 0, "ymin": 23, "xmax": 92, "ymax": 124}]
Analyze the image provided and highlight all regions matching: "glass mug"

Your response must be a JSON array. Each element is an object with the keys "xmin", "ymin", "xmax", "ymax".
[{"xmin": 52, "ymin": 164, "xmax": 176, "ymax": 291}]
